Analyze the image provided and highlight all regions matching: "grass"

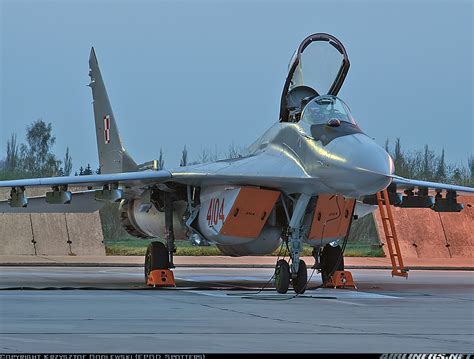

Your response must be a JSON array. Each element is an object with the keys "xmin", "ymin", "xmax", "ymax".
[{"xmin": 104, "ymin": 238, "xmax": 384, "ymax": 257}]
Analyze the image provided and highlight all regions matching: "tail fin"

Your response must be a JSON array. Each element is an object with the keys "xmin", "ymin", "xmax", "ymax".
[{"xmin": 88, "ymin": 47, "xmax": 138, "ymax": 174}]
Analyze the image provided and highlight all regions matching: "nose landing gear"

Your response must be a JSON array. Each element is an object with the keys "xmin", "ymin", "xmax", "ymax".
[{"xmin": 274, "ymin": 194, "xmax": 311, "ymax": 294}]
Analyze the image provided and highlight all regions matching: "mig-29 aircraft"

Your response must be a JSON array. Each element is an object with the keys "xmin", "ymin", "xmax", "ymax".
[{"xmin": 1, "ymin": 33, "xmax": 473, "ymax": 293}]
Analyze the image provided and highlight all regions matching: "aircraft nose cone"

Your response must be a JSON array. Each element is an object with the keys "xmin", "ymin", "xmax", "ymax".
[
  {"xmin": 350, "ymin": 136, "xmax": 392, "ymax": 175},
  {"xmin": 323, "ymin": 134, "xmax": 393, "ymax": 196}
]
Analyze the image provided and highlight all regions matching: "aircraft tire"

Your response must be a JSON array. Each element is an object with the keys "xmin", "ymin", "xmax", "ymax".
[
  {"xmin": 144, "ymin": 241, "xmax": 170, "ymax": 282},
  {"xmin": 274, "ymin": 259, "xmax": 290, "ymax": 294},
  {"xmin": 292, "ymin": 259, "xmax": 308, "ymax": 294},
  {"xmin": 321, "ymin": 244, "xmax": 344, "ymax": 284}
]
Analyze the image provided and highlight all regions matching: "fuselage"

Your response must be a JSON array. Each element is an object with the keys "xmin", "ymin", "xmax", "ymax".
[{"xmin": 246, "ymin": 120, "xmax": 393, "ymax": 198}]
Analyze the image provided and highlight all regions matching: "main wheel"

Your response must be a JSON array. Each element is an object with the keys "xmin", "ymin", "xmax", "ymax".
[
  {"xmin": 321, "ymin": 244, "xmax": 344, "ymax": 283},
  {"xmin": 144, "ymin": 241, "xmax": 170, "ymax": 282},
  {"xmin": 274, "ymin": 259, "xmax": 290, "ymax": 294},
  {"xmin": 292, "ymin": 259, "xmax": 308, "ymax": 294}
]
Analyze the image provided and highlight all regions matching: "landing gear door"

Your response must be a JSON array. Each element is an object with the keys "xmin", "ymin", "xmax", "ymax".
[{"xmin": 280, "ymin": 33, "xmax": 350, "ymax": 122}]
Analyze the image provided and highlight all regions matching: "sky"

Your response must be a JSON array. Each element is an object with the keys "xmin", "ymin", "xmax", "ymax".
[{"xmin": 1, "ymin": 0, "xmax": 473, "ymax": 172}]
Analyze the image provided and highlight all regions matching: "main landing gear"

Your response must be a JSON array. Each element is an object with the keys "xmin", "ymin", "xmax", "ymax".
[
  {"xmin": 145, "ymin": 241, "xmax": 176, "ymax": 287},
  {"xmin": 320, "ymin": 243, "xmax": 344, "ymax": 284},
  {"xmin": 274, "ymin": 194, "xmax": 311, "ymax": 294},
  {"xmin": 315, "ymin": 243, "xmax": 356, "ymax": 289},
  {"xmin": 145, "ymin": 192, "xmax": 176, "ymax": 287}
]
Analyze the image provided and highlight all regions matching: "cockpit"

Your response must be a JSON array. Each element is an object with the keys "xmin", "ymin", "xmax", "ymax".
[{"xmin": 301, "ymin": 95, "xmax": 356, "ymax": 126}]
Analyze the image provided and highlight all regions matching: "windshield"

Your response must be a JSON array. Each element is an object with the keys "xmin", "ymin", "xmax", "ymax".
[{"xmin": 301, "ymin": 95, "xmax": 356, "ymax": 125}]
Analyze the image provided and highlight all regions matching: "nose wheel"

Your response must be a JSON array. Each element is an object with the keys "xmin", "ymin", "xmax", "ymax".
[
  {"xmin": 274, "ymin": 259, "xmax": 290, "ymax": 294},
  {"xmin": 291, "ymin": 259, "xmax": 307, "ymax": 294},
  {"xmin": 274, "ymin": 258, "xmax": 308, "ymax": 294}
]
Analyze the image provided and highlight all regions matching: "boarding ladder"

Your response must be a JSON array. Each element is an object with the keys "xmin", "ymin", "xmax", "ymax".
[{"xmin": 376, "ymin": 189, "xmax": 409, "ymax": 278}]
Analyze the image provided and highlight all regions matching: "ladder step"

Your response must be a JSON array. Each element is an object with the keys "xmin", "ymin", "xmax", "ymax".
[{"xmin": 378, "ymin": 190, "xmax": 408, "ymax": 279}]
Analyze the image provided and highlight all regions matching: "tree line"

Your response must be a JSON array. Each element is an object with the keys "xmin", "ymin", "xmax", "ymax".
[
  {"xmin": 1, "ymin": 120, "xmax": 72, "ymax": 180},
  {"xmin": 1, "ymin": 119, "xmax": 473, "ymax": 186},
  {"xmin": 385, "ymin": 138, "xmax": 473, "ymax": 186}
]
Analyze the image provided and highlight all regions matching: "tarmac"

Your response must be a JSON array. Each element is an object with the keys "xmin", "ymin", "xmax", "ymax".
[{"xmin": 0, "ymin": 264, "xmax": 473, "ymax": 353}]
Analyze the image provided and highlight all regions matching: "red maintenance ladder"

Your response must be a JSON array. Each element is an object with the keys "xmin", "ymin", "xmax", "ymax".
[{"xmin": 376, "ymin": 189, "xmax": 409, "ymax": 278}]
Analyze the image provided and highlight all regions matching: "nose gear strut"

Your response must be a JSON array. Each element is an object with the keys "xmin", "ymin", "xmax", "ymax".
[
  {"xmin": 274, "ymin": 194, "xmax": 311, "ymax": 294},
  {"xmin": 288, "ymin": 194, "xmax": 311, "ymax": 276}
]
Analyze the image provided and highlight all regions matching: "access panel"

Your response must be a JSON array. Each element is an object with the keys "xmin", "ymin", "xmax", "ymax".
[
  {"xmin": 308, "ymin": 194, "xmax": 355, "ymax": 241},
  {"xmin": 198, "ymin": 186, "xmax": 280, "ymax": 242}
]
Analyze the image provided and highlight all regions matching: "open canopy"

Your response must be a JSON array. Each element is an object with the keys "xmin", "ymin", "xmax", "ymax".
[{"xmin": 280, "ymin": 33, "xmax": 350, "ymax": 122}]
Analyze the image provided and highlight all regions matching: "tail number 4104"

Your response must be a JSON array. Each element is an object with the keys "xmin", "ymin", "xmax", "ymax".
[{"xmin": 207, "ymin": 198, "xmax": 225, "ymax": 227}]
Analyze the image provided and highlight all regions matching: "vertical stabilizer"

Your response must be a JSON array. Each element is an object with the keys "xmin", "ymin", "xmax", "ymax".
[{"xmin": 88, "ymin": 47, "xmax": 137, "ymax": 174}]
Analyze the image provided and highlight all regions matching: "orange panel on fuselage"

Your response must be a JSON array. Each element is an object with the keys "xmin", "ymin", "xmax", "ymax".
[
  {"xmin": 308, "ymin": 194, "xmax": 355, "ymax": 240},
  {"xmin": 220, "ymin": 187, "xmax": 280, "ymax": 238}
]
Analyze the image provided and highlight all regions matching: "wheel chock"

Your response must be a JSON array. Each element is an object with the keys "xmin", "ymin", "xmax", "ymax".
[
  {"xmin": 323, "ymin": 270, "xmax": 357, "ymax": 289},
  {"xmin": 147, "ymin": 269, "xmax": 176, "ymax": 287}
]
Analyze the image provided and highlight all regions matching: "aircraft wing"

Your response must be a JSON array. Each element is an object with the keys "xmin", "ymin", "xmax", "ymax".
[
  {"xmin": 2, "ymin": 153, "xmax": 472, "ymax": 214},
  {"xmin": 0, "ymin": 170, "xmax": 172, "ymax": 189},
  {"xmin": 1, "ymin": 165, "xmax": 472, "ymax": 196},
  {"xmin": 391, "ymin": 175, "xmax": 474, "ymax": 195}
]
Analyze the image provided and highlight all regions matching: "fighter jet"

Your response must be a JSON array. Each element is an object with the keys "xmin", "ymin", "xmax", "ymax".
[{"xmin": 1, "ymin": 33, "xmax": 473, "ymax": 293}]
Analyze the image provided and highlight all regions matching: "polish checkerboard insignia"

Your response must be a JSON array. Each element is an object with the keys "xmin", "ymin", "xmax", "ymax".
[{"xmin": 103, "ymin": 115, "xmax": 111, "ymax": 144}]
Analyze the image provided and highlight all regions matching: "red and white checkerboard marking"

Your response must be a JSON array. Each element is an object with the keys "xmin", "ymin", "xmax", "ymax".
[{"xmin": 103, "ymin": 115, "xmax": 111, "ymax": 144}]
